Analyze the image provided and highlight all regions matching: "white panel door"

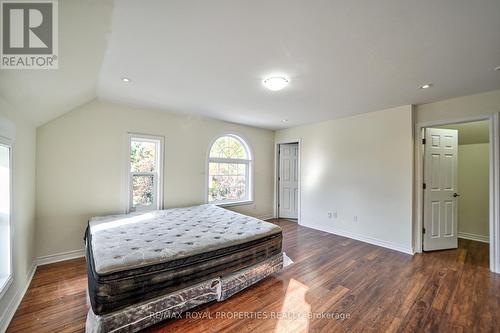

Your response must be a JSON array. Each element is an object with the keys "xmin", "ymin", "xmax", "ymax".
[
  {"xmin": 279, "ymin": 143, "xmax": 299, "ymax": 219},
  {"xmin": 423, "ymin": 128, "xmax": 459, "ymax": 251}
]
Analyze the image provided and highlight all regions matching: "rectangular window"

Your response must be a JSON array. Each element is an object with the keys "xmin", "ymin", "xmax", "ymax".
[
  {"xmin": 208, "ymin": 162, "xmax": 248, "ymax": 202},
  {"xmin": 128, "ymin": 134, "xmax": 163, "ymax": 212},
  {"xmin": 0, "ymin": 142, "xmax": 12, "ymax": 297}
]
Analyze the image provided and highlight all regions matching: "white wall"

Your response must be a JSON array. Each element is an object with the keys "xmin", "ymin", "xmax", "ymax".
[
  {"xmin": 458, "ymin": 143, "xmax": 489, "ymax": 241},
  {"xmin": 0, "ymin": 101, "xmax": 37, "ymax": 332},
  {"xmin": 275, "ymin": 105, "xmax": 414, "ymax": 253},
  {"xmin": 35, "ymin": 99, "xmax": 275, "ymax": 259},
  {"xmin": 416, "ymin": 89, "xmax": 500, "ymax": 123}
]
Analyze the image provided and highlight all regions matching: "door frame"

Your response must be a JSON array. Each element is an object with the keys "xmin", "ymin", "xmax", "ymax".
[
  {"xmin": 275, "ymin": 139, "xmax": 301, "ymax": 223},
  {"xmin": 414, "ymin": 113, "xmax": 500, "ymax": 274}
]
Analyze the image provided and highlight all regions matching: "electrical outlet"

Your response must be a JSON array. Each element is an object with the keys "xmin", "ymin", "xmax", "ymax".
[
  {"xmin": 328, "ymin": 212, "xmax": 338, "ymax": 219},
  {"xmin": 328, "ymin": 212, "xmax": 333, "ymax": 219},
  {"xmin": 332, "ymin": 212, "xmax": 338, "ymax": 219},
  {"xmin": 353, "ymin": 215, "xmax": 358, "ymax": 222}
]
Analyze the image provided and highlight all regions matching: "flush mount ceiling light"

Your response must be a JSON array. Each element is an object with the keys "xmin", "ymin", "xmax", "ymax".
[
  {"xmin": 121, "ymin": 77, "xmax": 131, "ymax": 83},
  {"xmin": 419, "ymin": 83, "xmax": 433, "ymax": 89},
  {"xmin": 263, "ymin": 76, "xmax": 289, "ymax": 91},
  {"xmin": 281, "ymin": 119, "xmax": 288, "ymax": 123}
]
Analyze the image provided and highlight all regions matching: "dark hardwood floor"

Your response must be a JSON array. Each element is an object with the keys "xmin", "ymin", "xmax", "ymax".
[{"xmin": 7, "ymin": 219, "xmax": 499, "ymax": 332}]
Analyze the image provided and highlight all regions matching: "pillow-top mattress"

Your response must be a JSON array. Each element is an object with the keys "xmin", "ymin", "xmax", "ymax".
[{"xmin": 85, "ymin": 204, "xmax": 282, "ymax": 315}]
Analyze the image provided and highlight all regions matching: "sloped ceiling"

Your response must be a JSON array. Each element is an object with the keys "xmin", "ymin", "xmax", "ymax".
[
  {"xmin": 1, "ymin": 0, "xmax": 500, "ymax": 129},
  {"xmin": 0, "ymin": 0, "xmax": 113, "ymax": 126}
]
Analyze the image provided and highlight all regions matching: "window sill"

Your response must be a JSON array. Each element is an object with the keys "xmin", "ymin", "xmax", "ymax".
[
  {"xmin": 213, "ymin": 200, "xmax": 254, "ymax": 208},
  {"xmin": 0, "ymin": 274, "xmax": 13, "ymax": 301}
]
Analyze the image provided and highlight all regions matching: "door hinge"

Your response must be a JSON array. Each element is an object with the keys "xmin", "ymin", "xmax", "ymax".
[
  {"xmin": 422, "ymin": 227, "xmax": 426, "ymax": 234},
  {"xmin": 423, "ymin": 183, "xmax": 426, "ymax": 190},
  {"xmin": 422, "ymin": 138, "xmax": 426, "ymax": 144}
]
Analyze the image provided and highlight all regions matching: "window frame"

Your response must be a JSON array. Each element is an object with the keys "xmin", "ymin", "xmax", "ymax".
[
  {"xmin": 126, "ymin": 133, "xmax": 164, "ymax": 213},
  {"xmin": 206, "ymin": 134, "xmax": 253, "ymax": 206},
  {"xmin": 0, "ymin": 136, "xmax": 13, "ymax": 300}
]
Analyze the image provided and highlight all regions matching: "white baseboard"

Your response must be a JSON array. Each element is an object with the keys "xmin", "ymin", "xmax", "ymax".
[
  {"xmin": 0, "ymin": 249, "xmax": 86, "ymax": 331},
  {"xmin": 458, "ymin": 232, "xmax": 489, "ymax": 243},
  {"xmin": 0, "ymin": 260, "xmax": 37, "ymax": 333},
  {"xmin": 257, "ymin": 214, "xmax": 274, "ymax": 221},
  {"xmin": 37, "ymin": 249, "xmax": 85, "ymax": 266},
  {"xmin": 302, "ymin": 222, "xmax": 414, "ymax": 255}
]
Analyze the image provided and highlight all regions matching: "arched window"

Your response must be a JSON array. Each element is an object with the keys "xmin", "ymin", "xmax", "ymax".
[{"xmin": 208, "ymin": 135, "xmax": 252, "ymax": 204}]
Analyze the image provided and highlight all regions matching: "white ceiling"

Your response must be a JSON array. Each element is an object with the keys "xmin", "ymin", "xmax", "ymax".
[
  {"xmin": 1, "ymin": 0, "xmax": 500, "ymax": 128},
  {"xmin": 97, "ymin": 0, "xmax": 500, "ymax": 129}
]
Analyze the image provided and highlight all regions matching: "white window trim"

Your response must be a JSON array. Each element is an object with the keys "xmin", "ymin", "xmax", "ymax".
[
  {"xmin": 126, "ymin": 133, "xmax": 164, "ymax": 213},
  {"xmin": 0, "ymin": 136, "xmax": 13, "ymax": 300},
  {"xmin": 206, "ymin": 134, "xmax": 253, "ymax": 206}
]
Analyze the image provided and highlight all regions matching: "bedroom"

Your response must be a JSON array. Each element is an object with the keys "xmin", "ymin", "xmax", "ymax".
[{"xmin": 1, "ymin": 0, "xmax": 500, "ymax": 332}]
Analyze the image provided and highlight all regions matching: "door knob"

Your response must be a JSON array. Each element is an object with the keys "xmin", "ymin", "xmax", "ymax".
[{"xmin": 453, "ymin": 193, "xmax": 460, "ymax": 197}]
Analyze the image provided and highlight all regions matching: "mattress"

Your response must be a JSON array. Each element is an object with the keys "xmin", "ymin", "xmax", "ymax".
[
  {"xmin": 85, "ymin": 204, "xmax": 282, "ymax": 315},
  {"xmin": 86, "ymin": 253, "xmax": 284, "ymax": 333}
]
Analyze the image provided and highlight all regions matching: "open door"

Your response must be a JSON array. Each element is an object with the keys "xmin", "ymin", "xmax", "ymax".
[
  {"xmin": 423, "ymin": 128, "xmax": 459, "ymax": 251},
  {"xmin": 279, "ymin": 143, "xmax": 299, "ymax": 219}
]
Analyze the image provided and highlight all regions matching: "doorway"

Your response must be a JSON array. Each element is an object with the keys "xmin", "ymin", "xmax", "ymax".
[
  {"xmin": 276, "ymin": 141, "xmax": 300, "ymax": 221},
  {"xmin": 422, "ymin": 120, "xmax": 490, "ymax": 255}
]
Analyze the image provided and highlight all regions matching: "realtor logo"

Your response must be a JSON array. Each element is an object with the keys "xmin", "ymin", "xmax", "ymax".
[{"xmin": 1, "ymin": 0, "xmax": 58, "ymax": 69}]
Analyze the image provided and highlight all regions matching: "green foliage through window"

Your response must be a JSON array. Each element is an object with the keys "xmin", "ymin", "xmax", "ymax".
[
  {"xmin": 129, "ymin": 137, "xmax": 160, "ymax": 210},
  {"xmin": 209, "ymin": 136, "xmax": 247, "ymax": 159},
  {"xmin": 132, "ymin": 175, "xmax": 154, "ymax": 207},
  {"xmin": 131, "ymin": 141, "xmax": 156, "ymax": 172},
  {"xmin": 208, "ymin": 135, "xmax": 250, "ymax": 203}
]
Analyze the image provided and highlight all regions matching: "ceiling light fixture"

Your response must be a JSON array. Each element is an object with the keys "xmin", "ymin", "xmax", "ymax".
[
  {"xmin": 495, "ymin": 66, "xmax": 500, "ymax": 71},
  {"xmin": 419, "ymin": 83, "xmax": 433, "ymax": 89},
  {"xmin": 121, "ymin": 77, "xmax": 131, "ymax": 83},
  {"xmin": 263, "ymin": 76, "xmax": 289, "ymax": 91},
  {"xmin": 281, "ymin": 119, "xmax": 288, "ymax": 123}
]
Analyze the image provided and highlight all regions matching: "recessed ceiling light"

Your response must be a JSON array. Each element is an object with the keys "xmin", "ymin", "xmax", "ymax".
[
  {"xmin": 281, "ymin": 119, "xmax": 288, "ymax": 123},
  {"xmin": 121, "ymin": 77, "xmax": 131, "ymax": 83},
  {"xmin": 419, "ymin": 83, "xmax": 433, "ymax": 89},
  {"xmin": 495, "ymin": 66, "xmax": 500, "ymax": 71},
  {"xmin": 263, "ymin": 76, "xmax": 289, "ymax": 91}
]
